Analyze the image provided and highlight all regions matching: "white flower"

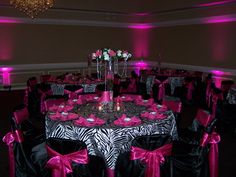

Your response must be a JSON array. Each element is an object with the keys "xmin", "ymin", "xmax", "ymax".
[
  {"xmin": 104, "ymin": 54, "xmax": 110, "ymax": 61},
  {"xmin": 122, "ymin": 53, "xmax": 128, "ymax": 58},
  {"xmin": 117, "ymin": 50, "xmax": 122, "ymax": 57},
  {"xmin": 92, "ymin": 53, "xmax": 96, "ymax": 59}
]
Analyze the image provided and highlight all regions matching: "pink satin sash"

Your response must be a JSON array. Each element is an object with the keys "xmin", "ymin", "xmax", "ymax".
[
  {"xmin": 13, "ymin": 107, "xmax": 29, "ymax": 125},
  {"xmin": 64, "ymin": 88, "xmax": 83, "ymax": 99},
  {"xmin": 155, "ymin": 79, "xmax": 169, "ymax": 100},
  {"xmin": 200, "ymin": 132, "xmax": 221, "ymax": 177},
  {"xmin": 195, "ymin": 109, "xmax": 213, "ymax": 127},
  {"xmin": 130, "ymin": 143, "xmax": 172, "ymax": 177},
  {"xmin": 211, "ymin": 93, "xmax": 223, "ymax": 118},
  {"xmin": 46, "ymin": 146, "xmax": 89, "ymax": 177},
  {"xmin": 2, "ymin": 130, "xmax": 24, "ymax": 177}
]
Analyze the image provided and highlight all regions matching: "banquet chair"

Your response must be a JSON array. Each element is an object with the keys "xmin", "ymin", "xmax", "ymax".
[
  {"xmin": 115, "ymin": 134, "xmax": 173, "ymax": 177},
  {"xmin": 46, "ymin": 138, "xmax": 107, "ymax": 177},
  {"xmin": 172, "ymin": 118, "xmax": 219, "ymax": 177},
  {"xmin": 152, "ymin": 76, "xmax": 171, "ymax": 103},
  {"xmin": 3, "ymin": 105, "xmax": 46, "ymax": 177},
  {"xmin": 64, "ymin": 85, "xmax": 84, "ymax": 99},
  {"xmin": 162, "ymin": 96, "xmax": 182, "ymax": 127}
]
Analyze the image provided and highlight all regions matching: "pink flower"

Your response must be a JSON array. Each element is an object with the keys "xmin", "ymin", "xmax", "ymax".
[
  {"xmin": 95, "ymin": 50, "xmax": 102, "ymax": 57},
  {"xmin": 108, "ymin": 49, "xmax": 116, "ymax": 57}
]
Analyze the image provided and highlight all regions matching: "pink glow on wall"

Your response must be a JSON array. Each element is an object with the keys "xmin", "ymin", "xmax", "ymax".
[
  {"xmin": 131, "ymin": 24, "xmax": 151, "ymax": 59},
  {"xmin": 204, "ymin": 15, "xmax": 236, "ymax": 24},
  {"xmin": 211, "ymin": 70, "xmax": 232, "ymax": 76},
  {"xmin": 0, "ymin": 19, "xmax": 20, "ymax": 24},
  {"xmin": 1, "ymin": 67, "xmax": 12, "ymax": 86},
  {"xmin": 131, "ymin": 13, "xmax": 150, "ymax": 17},
  {"xmin": 128, "ymin": 23, "xmax": 153, "ymax": 29},
  {"xmin": 134, "ymin": 60, "xmax": 148, "ymax": 75},
  {"xmin": 197, "ymin": 0, "xmax": 236, "ymax": 7},
  {"xmin": 0, "ymin": 25, "xmax": 15, "ymax": 61},
  {"xmin": 209, "ymin": 23, "xmax": 229, "ymax": 62}
]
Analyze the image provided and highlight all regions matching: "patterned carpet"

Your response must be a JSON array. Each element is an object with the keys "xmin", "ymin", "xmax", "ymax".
[{"xmin": 0, "ymin": 90, "xmax": 236, "ymax": 177}]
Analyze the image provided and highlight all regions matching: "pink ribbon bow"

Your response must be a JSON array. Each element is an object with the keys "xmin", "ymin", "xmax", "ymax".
[
  {"xmin": 2, "ymin": 130, "xmax": 24, "ymax": 177},
  {"xmin": 130, "ymin": 143, "xmax": 172, "ymax": 177},
  {"xmin": 211, "ymin": 93, "xmax": 223, "ymax": 118},
  {"xmin": 200, "ymin": 132, "xmax": 221, "ymax": 177},
  {"xmin": 64, "ymin": 88, "xmax": 83, "ymax": 99},
  {"xmin": 46, "ymin": 146, "xmax": 89, "ymax": 177}
]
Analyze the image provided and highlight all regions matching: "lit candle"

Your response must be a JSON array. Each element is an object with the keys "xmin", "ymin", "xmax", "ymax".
[
  {"xmin": 98, "ymin": 106, "xmax": 102, "ymax": 111},
  {"xmin": 117, "ymin": 106, "xmax": 120, "ymax": 111}
]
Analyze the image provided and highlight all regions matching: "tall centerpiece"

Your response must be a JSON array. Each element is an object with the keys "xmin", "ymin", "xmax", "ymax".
[{"xmin": 91, "ymin": 48, "xmax": 132, "ymax": 112}]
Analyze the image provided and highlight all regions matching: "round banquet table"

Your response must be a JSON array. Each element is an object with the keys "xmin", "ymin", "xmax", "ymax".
[{"xmin": 45, "ymin": 97, "xmax": 178, "ymax": 176}]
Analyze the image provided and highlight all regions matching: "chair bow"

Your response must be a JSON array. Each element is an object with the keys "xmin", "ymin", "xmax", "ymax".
[
  {"xmin": 155, "ymin": 79, "xmax": 169, "ymax": 100},
  {"xmin": 200, "ymin": 132, "xmax": 221, "ymax": 177},
  {"xmin": 64, "ymin": 88, "xmax": 83, "ymax": 99},
  {"xmin": 2, "ymin": 130, "xmax": 24, "ymax": 177},
  {"xmin": 46, "ymin": 146, "xmax": 89, "ymax": 177},
  {"xmin": 211, "ymin": 93, "xmax": 223, "ymax": 118},
  {"xmin": 130, "ymin": 143, "xmax": 172, "ymax": 177}
]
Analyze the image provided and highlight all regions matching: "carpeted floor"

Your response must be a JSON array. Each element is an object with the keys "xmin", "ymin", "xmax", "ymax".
[{"xmin": 0, "ymin": 90, "xmax": 236, "ymax": 177}]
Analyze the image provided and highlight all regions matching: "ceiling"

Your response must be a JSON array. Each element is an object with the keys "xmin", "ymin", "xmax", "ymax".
[
  {"xmin": 1, "ymin": 0, "xmax": 236, "ymax": 27},
  {"xmin": 0, "ymin": 0, "xmax": 235, "ymax": 13}
]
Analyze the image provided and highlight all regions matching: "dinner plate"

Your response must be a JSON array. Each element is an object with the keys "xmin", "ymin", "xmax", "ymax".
[
  {"xmin": 87, "ymin": 118, "xmax": 95, "ymax": 122},
  {"xmin": 124, "ymin": 117, "xmax": 131, "ymax": 122}
]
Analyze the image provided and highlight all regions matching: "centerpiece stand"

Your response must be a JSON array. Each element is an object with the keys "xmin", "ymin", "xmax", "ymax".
[{"xmin": 91, "ymin": 48, "xmax": 132, "ymax": 112}]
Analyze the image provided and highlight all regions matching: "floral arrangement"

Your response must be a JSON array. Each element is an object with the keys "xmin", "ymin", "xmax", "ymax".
[{"xmin": 91, "ymin": 48, "xmax": 132, "ymax": 61}]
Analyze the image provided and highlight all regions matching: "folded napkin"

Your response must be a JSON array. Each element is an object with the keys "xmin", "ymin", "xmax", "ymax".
[
  {"xmin": 57, "ymin": 104, "xmax": 74, "ymax": 112},
  {"xmin": 140, "ymin": 111, "xmax": 167, "ymax": 120},
  {"xmin": 80, "ymin": 94, "xmax": 99, "ymax": 102},
  {"xmin": 48, "ymin": 105, "xmax": 59, "ymax": 112},
  {"xmin": 148, "ymin": 104, "xmax": 167, "ymax": 112},
  {"xmin": 74, "ymin": 114, "xmax": 105, "ymax": 127},
  {"xmin": 49, "ymin": 112, "xmax": 78, "ymax": 121},
  {"xmin": 135, "ymin": 98, "xmax": 154, "ymax": 106},
  {"xmin": 114, "ymin": 114, "xmax": 141, "ymax": 127}
]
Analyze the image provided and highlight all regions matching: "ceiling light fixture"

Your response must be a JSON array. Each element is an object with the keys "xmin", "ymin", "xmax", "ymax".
[{"xmin": 10, "ymin": 0, "xmax": 54, "ymax": 18}]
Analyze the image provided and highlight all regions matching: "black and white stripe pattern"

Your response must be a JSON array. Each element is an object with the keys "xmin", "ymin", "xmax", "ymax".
[{"xmin": 46, "ymin": 113, "xmax": 177, "ymax": 169}]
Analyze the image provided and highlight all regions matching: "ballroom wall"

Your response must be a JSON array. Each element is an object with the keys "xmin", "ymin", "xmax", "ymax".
[{"xmin": 0, "ymin": 22, "xmax": 236, "ymax": 70}]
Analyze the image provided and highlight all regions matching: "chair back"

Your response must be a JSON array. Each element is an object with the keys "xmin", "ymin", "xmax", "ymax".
[
  {"xmin": 162, "ymin": 97, "xmax": 182, "ymax": 113},
  {"xmin": 13, "ymin": 107, "xmax": 29, "ymax": 125},
  {"xmin": 195, "ymin": 109, "xmax": 213, "ymax": 128}
]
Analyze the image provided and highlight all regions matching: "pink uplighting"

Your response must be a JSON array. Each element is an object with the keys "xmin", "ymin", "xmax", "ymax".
[
  {"xmin": 131, "ymin": 13, "xmax": 150, "ymax": 16},
  {"xmin": 197, "ymin": 0, "xmax": 236, "ymax": 7},
  {"xmin": 1, "ymin": 67, "xmax": 12, "ymax": 86},
  {"xmin": 0, "ymin": 17, "xmax": 22, "ymax": 24},
  {"xmin": 211, "ymin": 70, "xmax": 232, "ymax": 76},
  {"xmin": 128, "ymin": 23, "xmax": 153, "ymax": 29},
  {"xmin": 204, "ymin": 15, "xmax": 236, "ymax": 24},
  {"xmin": 134, "ymin": 61, "xmax": 148, "ymax": 75},
  {"xmin": 131, "ymin": 24, "xmax": 151, "ymax": 58}
]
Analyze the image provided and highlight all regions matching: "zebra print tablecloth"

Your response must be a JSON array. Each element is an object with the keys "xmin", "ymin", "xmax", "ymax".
[{"xmin": 45, "ymin": 103, "xmax": 178, "ymax": 169}]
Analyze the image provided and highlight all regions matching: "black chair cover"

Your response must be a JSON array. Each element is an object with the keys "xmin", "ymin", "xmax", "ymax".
[
  {"xmin": 115, "ymin": 134, "xmax": 172, "ymax": 177},
  {"xmin": 46, "ymin": 138, "xmax": 107, "ymax": 177}
]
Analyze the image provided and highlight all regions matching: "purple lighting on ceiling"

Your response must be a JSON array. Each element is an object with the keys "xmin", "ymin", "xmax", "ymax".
[
  {"xmin": 204, "ymin": 15, "xmax": 236, "ymax": 23},
  {"xmin": 0, "ymin": 17, "xmax": 21, "ymax": 24},
  {"xmin": 197, "ymin": 0, "xmax": 236, "ymax": 7},
  {"xmin": 128, "ymin": 23, "xmax": 153, "ymax": 29}
]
